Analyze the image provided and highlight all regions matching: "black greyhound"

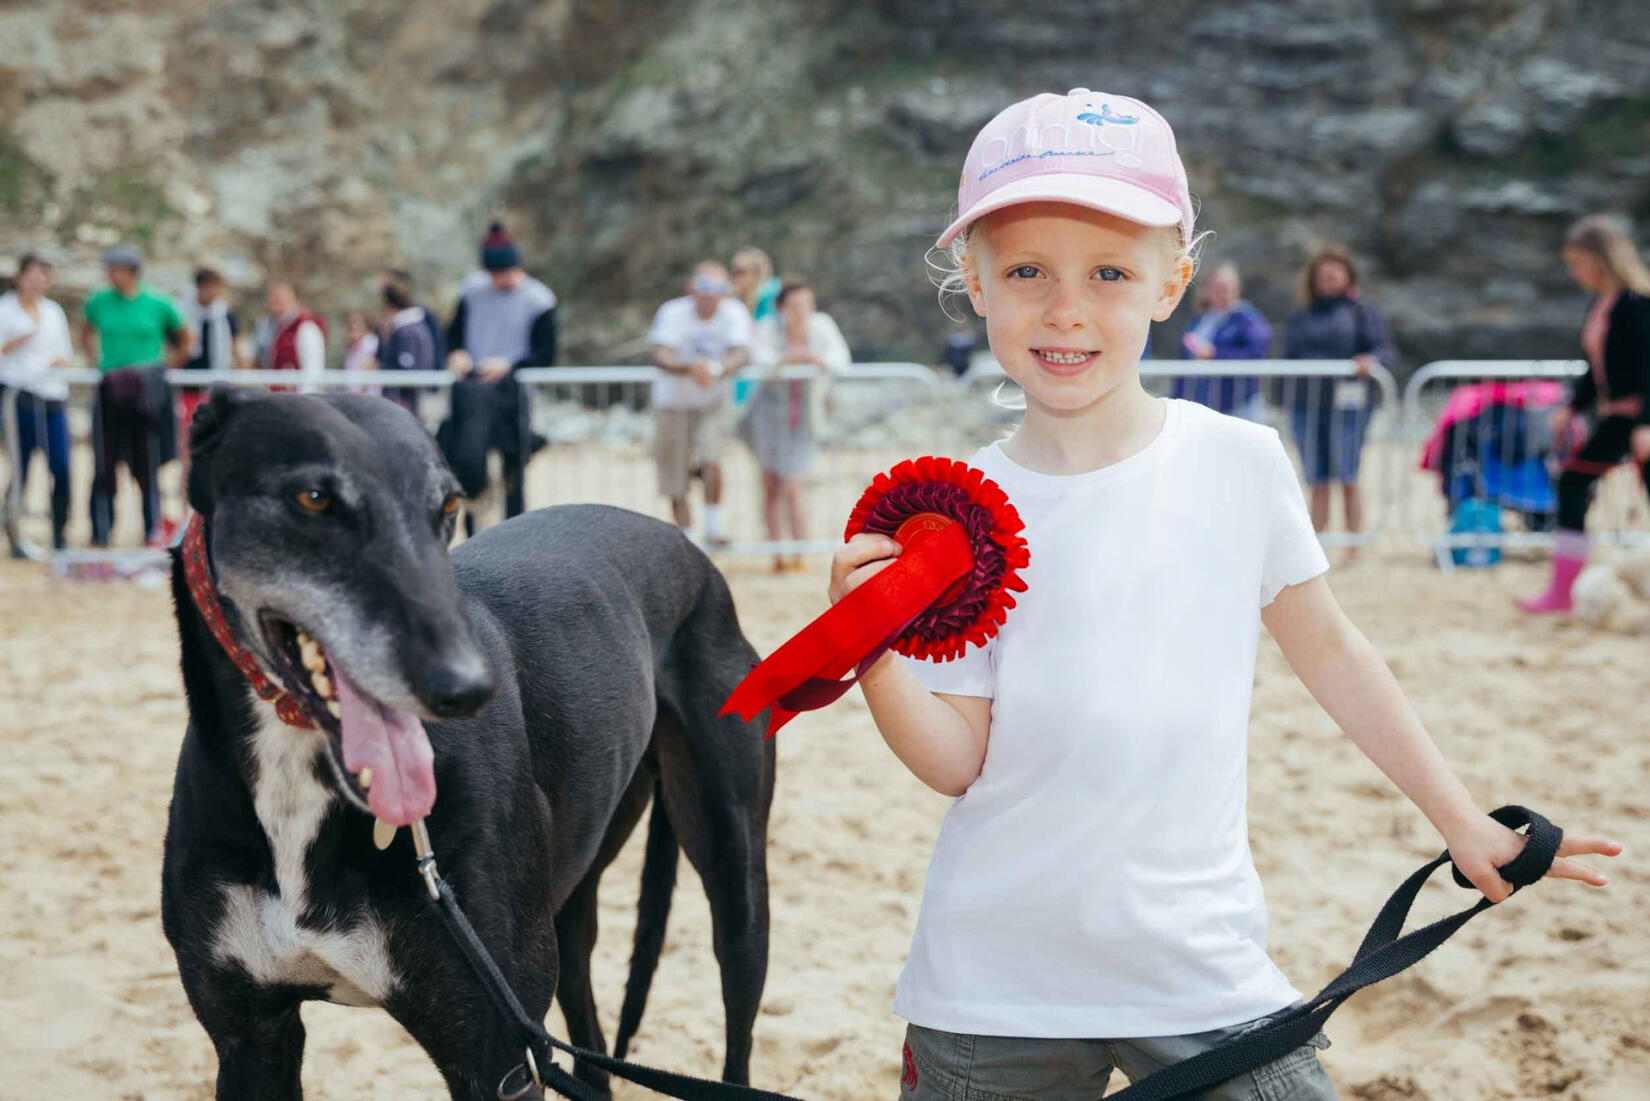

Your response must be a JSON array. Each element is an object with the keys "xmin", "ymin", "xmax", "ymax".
[{"xmin": 160, "ymin": 389, "xmax": 774, "ymax": 1099}]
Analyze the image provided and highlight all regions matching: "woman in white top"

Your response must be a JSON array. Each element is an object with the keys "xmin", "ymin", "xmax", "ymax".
[
  {"xmin": 738, "ymin": 279, "xmax": 850, "ymax": 571},
  {"xmin": 0, "ymin": 254, "xmax": 76, "ymax": 552}
]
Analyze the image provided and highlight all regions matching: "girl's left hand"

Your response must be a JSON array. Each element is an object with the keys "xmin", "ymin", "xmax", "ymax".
[
  {"xmin": 1445, "ymin": 813, "xmax": 1621, "ymax": 903},
  {"xmin": 1631, "ymin": 425, "xmax": 1650, "ymax": 464},
  {"xmin": 1352, "ymin": 353, "xmax": 1377, "ymax": 377}
]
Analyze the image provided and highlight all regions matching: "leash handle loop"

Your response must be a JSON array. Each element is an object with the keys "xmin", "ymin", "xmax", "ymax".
[{"xmin": 1447, "ymin": 805, "xmax": 1562, "ymax": 891}]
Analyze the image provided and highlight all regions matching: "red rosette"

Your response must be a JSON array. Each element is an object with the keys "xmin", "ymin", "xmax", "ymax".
[
  {"xmin": 843, "ymin": 456, "xmax": 1028, "ymax": 663},
  {"xmin": 721, "ymin": 456, "xmax": 1028, "ymax": 736}
]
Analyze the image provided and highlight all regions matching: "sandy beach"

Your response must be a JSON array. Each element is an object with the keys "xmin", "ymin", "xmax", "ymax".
[
  {"xmin": 2, "ymin": 506, "xmax": 1647, "ymax": 1100},
  {"xmin": 0, "ymin": 398, "xmax": 1647, "ymax": 1100}
]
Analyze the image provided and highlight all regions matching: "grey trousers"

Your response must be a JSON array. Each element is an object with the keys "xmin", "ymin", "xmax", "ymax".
[{"xmin": 899, "ymin": 1012, "xmax": 1336, "ymax": 1101}]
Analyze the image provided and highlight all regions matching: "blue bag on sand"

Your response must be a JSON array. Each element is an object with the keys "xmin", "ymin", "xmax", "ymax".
[{"xmin": 1450, "ymin": 497, "xmax": 1502, "ymax": 568}]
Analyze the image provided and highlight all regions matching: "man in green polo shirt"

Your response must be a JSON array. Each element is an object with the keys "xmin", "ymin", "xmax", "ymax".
[
  {"xmin": 81, "ymin": 245, "xmax": 189, "ymax": 371},
  {"xmin": 80, "ymin": 245, "xmax": 191, "ymax": 546}
]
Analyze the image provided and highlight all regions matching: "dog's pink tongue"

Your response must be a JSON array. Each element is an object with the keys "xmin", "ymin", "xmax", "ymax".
[{"xmin": 334, "ymin": 668, "xmax": 436, "ymax": 826}]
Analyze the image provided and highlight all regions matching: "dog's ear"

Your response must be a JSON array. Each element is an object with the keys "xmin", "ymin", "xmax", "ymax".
[{"xmin": 186, "ymin": 387, "xmax": 258, "ymax": 514}]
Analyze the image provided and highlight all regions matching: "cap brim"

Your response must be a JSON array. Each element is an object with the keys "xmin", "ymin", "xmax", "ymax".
[{"xmin": 936, "ymin": 173, "xmax": 1183, "ymax": 249}]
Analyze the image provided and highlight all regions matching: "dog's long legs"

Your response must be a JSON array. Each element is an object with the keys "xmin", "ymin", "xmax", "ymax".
[
  {"xmin": 651, "ymin": 565, "xmax": 776, "ymax": 1087},
  {"xmin": 209, "ymin": 1004, "xmax": 306, "ymax": 1101},
  {"xmin": 655, "ymin": 718, "xmax": 772, "ymax": 1086},
  {"xmin": 554, "ymin": 873, "xmax": 609, "ymax": 1094},
  {"xmin": 553, "ymin": 759, "xmax": 656, "ymax": 1095}
]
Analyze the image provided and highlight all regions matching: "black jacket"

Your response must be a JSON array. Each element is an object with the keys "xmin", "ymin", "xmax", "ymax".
[{"xmin": 1570, "ymin": 289, "xmax": 1650, "ymax": 422}]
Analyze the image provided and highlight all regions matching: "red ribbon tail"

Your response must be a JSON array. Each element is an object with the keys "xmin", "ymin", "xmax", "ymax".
[
  {"xmin": 720, "ymin": 522, "xmax": 974, "ymax": 732},
  {"xmin": 765, "ymin": 704, "xmax": 799, "ymax": 739}
]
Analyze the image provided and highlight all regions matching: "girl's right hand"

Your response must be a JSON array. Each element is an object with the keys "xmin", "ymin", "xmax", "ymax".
[{"xmin": 828, "ymin": 533, "xmax": 902, "ymax": 605}]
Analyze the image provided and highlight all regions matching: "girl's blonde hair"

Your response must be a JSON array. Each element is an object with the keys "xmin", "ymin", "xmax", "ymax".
[
  {"xmin": 1563, "ymin": 214, "xmax": 1650, "ymax": 295},
  {"xmin": 929, "ymin": 217, "xmax": 1206, "ymax": 320},
  {"xmin": 730, "ymin": 246, "xmax": 774, "ymax": 311}
]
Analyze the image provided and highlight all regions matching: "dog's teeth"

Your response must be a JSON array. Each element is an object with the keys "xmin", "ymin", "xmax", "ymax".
[
  {"xmin": 300, "ymin": 638, "xmax": 325, "ymax": 673},
  {"xmin": 358, "ymin": 766, "xmax": 372, "ymax": 790},
  {"xmin": 311, "ymin": 671, "xmax": 332, "ymax": 699},
  {"xmin": 373, "ymin": 818, "xmax": 398, "ymax": 850},
  {"xmin": 326, "ymin": 700, "xmax": 341, "ymax": 718}
]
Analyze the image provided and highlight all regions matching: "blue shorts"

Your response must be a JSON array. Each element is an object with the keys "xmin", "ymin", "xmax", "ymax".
[{"xmin": 1291, "ymin": 406, "xmax": 1370, "ymax": 486}]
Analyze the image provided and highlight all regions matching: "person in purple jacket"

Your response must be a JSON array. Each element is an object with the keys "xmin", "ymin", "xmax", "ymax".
[{"xmin": 1172, "ymin": 262, "xmax": 1273, "ymax": 421}]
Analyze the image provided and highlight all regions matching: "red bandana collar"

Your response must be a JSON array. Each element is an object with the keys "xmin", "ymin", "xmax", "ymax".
[{"xmin": 181, "ymin": 513, "xmax": 316, "ymax": 730}]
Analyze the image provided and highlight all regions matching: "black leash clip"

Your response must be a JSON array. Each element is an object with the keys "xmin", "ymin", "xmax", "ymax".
[{"xmin": 498, "ymin": 1046, "xmax": 547, "ymax": 1100}]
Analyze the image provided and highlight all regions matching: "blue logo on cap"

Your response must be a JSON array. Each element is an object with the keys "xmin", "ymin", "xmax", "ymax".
[{"xmin": 1077, "ymin": 102, "xmax": 1138, "ymax": 128}]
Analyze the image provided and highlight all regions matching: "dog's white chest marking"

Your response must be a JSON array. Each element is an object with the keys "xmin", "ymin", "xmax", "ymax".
[{"xmin": 211, "ymin": 708, "xmax": 399, "ymax": 1007}]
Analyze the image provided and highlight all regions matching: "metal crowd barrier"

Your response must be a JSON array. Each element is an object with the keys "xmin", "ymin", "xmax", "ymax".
[
  {"xmin": 0, "ymin": 364, "xmax": 953, "ymax": 568},
  {"xmin": 6, "ymin": 358, "xmax": 1646, "ymax": 575},
  {"xmin": 1403, "ymin": 359, "xmax": 1649, "ymax": 569},
  {"xmin": 513, "ymin": 362, "xmax": 950, "ymax": 556},
  {"xmin": 959, "ymin": 357, "xmax": 1402, "ymax": 549}
]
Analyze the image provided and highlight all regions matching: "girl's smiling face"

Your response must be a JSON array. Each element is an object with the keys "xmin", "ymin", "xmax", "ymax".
[{"xmin": 964, "ymin": 202, "xmax": 1189, "ymax": 414}]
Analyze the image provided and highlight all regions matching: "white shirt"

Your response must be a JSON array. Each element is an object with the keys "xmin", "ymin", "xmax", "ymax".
[
  {"xmin": 749, "ymin": 311, "xmax": 851, "ymax": 376},
  {"xmin": 0, "ymin": 292, "xmax": 73, "ymax": 401},
  {"xmin": 896, "ymin": 399, "xmax": 1330, "ymax": 1039},
  {"xmin": 750, "ymin": 311, "xmax": 852, "ymax": 437},
  {"xmin": 647, "ymin": 296, "xmax": 753, "ymax": 410}
]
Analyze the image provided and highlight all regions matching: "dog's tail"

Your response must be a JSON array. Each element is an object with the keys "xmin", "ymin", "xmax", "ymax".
[{"xmin": 614, "ymin": 780, "xmax": 679, "ymax": 1059}]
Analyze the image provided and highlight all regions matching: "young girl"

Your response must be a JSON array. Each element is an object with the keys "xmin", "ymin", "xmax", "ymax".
[
  {"xmin": 1519, "ymin": 214, "xmax": 1650, "ymax": 613},
  {"xmin": 828, "ymin": 89, "xmax": 1620, "ymax": 1100}
]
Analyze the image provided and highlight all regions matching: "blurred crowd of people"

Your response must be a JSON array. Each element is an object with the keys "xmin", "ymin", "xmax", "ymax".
[
  {"xmin": 0, "ymin": 224, "xmax": 559, "ymax": 550},
  {"xmin": 0, "ymin": 225, "xmax": 855, "ymax": 561},
  {"xmin": 646, "ymin": 248, "xmax": 849, "ymax": 564},
  {"xmin": 2, "ymin": 215, "xmax": 1647, "ymax": 566}
]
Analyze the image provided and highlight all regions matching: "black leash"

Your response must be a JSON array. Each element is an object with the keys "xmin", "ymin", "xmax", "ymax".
[
  {"xmin": 411, "ymin": 805, "xmax": 1560, "ymax": 1101},
  {"xmin": 409, "ymin": 822, "xmax": 801, "ymax": 1101}
]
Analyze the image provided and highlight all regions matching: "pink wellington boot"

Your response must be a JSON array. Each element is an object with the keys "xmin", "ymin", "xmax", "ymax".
[{"xmin": 1516, "ymin": 531, "xmax": 1589, "ymax": 614}]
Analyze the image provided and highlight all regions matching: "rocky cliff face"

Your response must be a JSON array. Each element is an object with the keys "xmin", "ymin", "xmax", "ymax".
[{"xmin": 2, "ymin": 0, "xmax": 1646, "ymax": 368}]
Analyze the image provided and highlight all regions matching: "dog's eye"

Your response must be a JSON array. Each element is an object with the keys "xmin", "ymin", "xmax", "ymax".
[
  {"xmin": 295, "ymin": 489, "xmax": 332, "ymax": 514},
  {"xmin": 441, "ymin": 494, "xmax": 461, "ymax": 518}
]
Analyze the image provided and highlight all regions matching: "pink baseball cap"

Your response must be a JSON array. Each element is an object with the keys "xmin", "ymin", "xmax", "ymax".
[{"xmin": 937, "ymin": 89, "xmax": 1194, "ymax": 250}]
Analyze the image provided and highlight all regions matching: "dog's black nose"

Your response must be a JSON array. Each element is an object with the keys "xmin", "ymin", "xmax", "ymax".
[{"xmin": 420, "ymin": 667, "xmax": 495, "ymax": 718}]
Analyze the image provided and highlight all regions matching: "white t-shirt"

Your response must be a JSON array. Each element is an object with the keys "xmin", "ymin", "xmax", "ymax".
[
  {"xmin": 0, "ymin": 292, "xmax": 74, "ymax": 401},
  {"xmin": 896, "ymin": 399, "xmax": 1330, "ymax": 1039},
  {"xmin": 647, "ymin": 296, "xmax": 753, "ymax": 410}
]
